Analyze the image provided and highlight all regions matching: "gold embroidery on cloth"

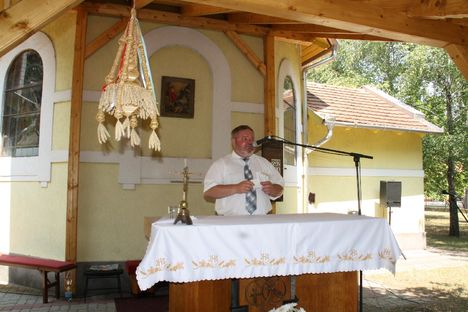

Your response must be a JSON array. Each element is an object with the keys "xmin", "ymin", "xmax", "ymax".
[
  {"xmin": 378, "ymin": 248, "xmax": 396, "ymax": 262},
  {"xmin": 192, "ymin": 255, "xmax": 236, "ymax": 269},
  {"xmin": 245, "ymin": 253, "xmax": 285, "ymax": 266},
  {"xmin": 338, "ymin": 249, "xmax": 372, "ymax": 261},
  {"xmin": 139, "ymin": 258, "xmax": 183, "ymax": 277},
  {"xmin": 294, "ymin": 251, "xmax": 330, "ymax": 264}
]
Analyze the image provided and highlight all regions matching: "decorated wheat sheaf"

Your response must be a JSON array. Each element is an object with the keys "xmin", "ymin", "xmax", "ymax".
[{"xmin": 96, "ymin": 8, "xmax": 160, "ymax": 151}]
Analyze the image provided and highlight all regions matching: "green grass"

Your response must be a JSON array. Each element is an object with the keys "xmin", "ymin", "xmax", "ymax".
[{"xmin": 425, "ymin": 209, "xmax": 468, "ymax": 253}]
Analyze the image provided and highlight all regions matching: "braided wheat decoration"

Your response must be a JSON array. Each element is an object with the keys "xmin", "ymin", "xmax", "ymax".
[{"xmin": 97, "ymin": 8, "xmax": 160, "ymax": 151}]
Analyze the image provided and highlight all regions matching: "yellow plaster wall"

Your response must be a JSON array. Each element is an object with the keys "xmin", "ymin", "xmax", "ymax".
[
  {"xmin": 308, "ymin": 176, "xmax": 425, "ymax": 233},
  {"xmin": 77, "ymin": 163, "xmax": 213, "ymax": 261},
  {"xmin": 52, "ymin": 102, "xmax": 71, "ymax": 151},
  {"xmin": 149, "ymin": 46, "xmax": 212, "ymax": 158},
  {"xmin": 9, "ymin": 164, "xmax": 68, "ymax": 260},
  {"xmin": 275, "ymin": 40, "xmax": 301, "ymax": 76},
  {"xmin": 307, "ymin": 116, "xmax": 426, "ymax": 234},
  {"xmin": 42, "ymin": 11, "xmax": 76, "ymax": 91},
  {"xmin": 308, "ymin": 121, "xmax": 423, "ymax": 169},
  {"xmin": 232, "ymin": 112, "xmax": 264, "ymax": 137},
  {"xmin": 82, "ymin": 45, "xmax": 213, "ymax": 157},
  {"xmin": 276, "ymin": 186, "xmax": 299, "ymax": 214},
  {"xmin": 202, "ymin": 30, "xmax": 264, "ymax": 104}
]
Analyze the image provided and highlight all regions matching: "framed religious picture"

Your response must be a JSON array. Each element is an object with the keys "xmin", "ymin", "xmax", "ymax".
[{"xmin": 160, "ymin": 76, "xmax": 195, "ymax": 118}]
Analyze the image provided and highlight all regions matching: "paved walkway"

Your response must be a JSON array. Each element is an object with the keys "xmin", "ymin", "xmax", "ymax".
[
  {"xmin": 1, "ymin": 248, "xmax": 467, "ymax": 312},
  {"xmin": 362, "ymin": 248, "xmax": 468, "ymax": 311}
]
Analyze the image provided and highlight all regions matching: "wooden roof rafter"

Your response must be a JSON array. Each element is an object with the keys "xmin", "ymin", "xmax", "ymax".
[
  {"xmin": 0, "ymin": 0, "xmax": 467, "ymax": 78},
  {"xmin": 80, "ymin": 2, "xmax": 270, "ymax": 37}
]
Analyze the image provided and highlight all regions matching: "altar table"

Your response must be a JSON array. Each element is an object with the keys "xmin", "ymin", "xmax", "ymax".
[{"xmin": 137, "ymin": 213, "xmax": 402, "ymax": 311}]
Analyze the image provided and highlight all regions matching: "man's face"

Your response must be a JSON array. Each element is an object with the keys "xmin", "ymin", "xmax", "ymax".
[{"xmin": 232, "ymin": 129, "xmax": 255, "ymax": 158}]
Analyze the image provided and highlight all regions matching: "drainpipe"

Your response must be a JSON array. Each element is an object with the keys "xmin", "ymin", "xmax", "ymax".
[
  {"xmin": 300, "ymin": 41, "xmax": 338, "ymax": 212},
  {"xmin": 306, "ymin": 117, "xmax": 335, "ymax": 155}
]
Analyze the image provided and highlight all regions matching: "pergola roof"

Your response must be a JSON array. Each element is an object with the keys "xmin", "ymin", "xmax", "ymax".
[{"xmin": 0, "ymin": 0, "xmax": 467, "ymax": 77}]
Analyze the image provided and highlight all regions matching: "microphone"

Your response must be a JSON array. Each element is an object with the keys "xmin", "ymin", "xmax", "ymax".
[{"xmin": 252, "ymin": 136, "xmax": 271, "ymax": 147}]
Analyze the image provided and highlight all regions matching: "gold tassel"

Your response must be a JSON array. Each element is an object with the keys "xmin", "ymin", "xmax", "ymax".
[
  {"xmin": 114, "ymin": 110, "xmax": 124, "ymax": 141},
  {"xmin": 149, "ymin": 118, "xmax": 160, "ymax": 151},
  {"xmin": 149, "ymin": 130, "xmax": 161, "ymax": 151},
  {"xmin": 123, "ymin": 116, "xmax": 130, "ymax": 138},
  {"xmin": 96, "ymin": 110, "xmax": 110, "ymax": 144},
  {"xmin": 130, "ymin": 115, "xmax": 140, "ymax": 147},
  {"xmin": 115, "ymin": 119, "xmax": 124, "ymax": 141}
]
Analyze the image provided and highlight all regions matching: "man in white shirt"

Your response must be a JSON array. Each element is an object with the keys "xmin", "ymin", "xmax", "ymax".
[{"xmin": 204, "ymin": 125, "xmax": 284, "ymax": 215}]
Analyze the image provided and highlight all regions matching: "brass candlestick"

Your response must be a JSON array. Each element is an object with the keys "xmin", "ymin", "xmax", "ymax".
[{"xmin": 174, "ymin": 165, "xmax": 193, "ymax": 225}]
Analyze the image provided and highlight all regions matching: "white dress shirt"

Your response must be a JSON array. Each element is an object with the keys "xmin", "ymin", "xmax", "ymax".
[{"xmin": 204, "ymin": 151, "xmax": 284, "ymax": 215}]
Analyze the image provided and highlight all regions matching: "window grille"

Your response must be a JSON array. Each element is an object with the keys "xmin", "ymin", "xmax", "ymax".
[{"xmin": 1, "ymin": 50, "xmax": 43, "ymax": 157}]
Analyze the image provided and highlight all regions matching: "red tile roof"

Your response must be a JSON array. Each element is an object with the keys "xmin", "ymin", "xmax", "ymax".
[{"xmin": 305, "ymin": 83, "xmax": 443, "ymax": 133}]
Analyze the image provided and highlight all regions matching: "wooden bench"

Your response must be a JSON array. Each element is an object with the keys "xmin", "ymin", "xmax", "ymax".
[{"xmin": 0, "ymin": 253, "xmax": 76, "ymax": 303}]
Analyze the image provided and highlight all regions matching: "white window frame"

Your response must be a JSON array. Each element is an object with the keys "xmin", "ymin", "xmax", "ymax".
[{"xmin": 0, "ymin": 32, "xmax": 55, "ymax": 184}]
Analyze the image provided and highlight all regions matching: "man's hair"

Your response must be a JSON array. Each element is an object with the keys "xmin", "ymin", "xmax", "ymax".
[{"xmin": 231, "ymin": 125, "xmax": 253, "ymax": 138}]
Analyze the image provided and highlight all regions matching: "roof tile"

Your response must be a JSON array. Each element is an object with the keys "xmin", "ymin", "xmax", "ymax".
[{"xmin": 304, "ymin": 83, "xmax": 443, "ymax": 133}]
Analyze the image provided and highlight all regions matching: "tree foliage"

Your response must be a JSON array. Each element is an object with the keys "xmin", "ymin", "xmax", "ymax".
[{"xmin": 308, "ymin": 41, "xmax": 467, "ymax": 235}]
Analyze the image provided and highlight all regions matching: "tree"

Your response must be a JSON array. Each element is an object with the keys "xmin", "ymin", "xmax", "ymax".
[{"xmin": 308, "ymin": 40, "xmax": 467, "ymax": 236}]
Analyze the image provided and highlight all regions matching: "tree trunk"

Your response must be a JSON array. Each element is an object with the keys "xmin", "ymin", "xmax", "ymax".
[
  {"xmin": 447, "ymin": 156, "xmax": 460, "ymax": 237},
  {"xmin": 444, "ymin": 77, "xmax": 460, "ymax": 237}
]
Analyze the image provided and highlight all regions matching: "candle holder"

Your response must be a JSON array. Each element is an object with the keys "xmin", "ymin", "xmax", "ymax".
[{"xmin": 174, "ymin": 165, "xmax": 193, "ymax": 225}]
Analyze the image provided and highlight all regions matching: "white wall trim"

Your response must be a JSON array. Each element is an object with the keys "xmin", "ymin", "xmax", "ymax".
[
  {"xmin": 53, "ymin": 90, "xmax": 71, "ymax": 103},
  {"xmin": 308, "ymin": 167, "xmax": 424, "ymax": 177},
  {"xmin": 278, "ymin": 58, "xmax": 303, "ymax": 212},
  {"xmin": 145, "ymin": 26, "xmax": 232, "ymax": 161},
  {"xmin": 0, "ymin": 32, "xmax": 56, "ymax": 185},
  {"xmin": 231, "ymin": 101, "xmax": 264, "ymax": 114}
]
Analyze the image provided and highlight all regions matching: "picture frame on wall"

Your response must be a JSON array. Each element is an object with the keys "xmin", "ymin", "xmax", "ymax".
[{"xmin": 160, "ymin": 76, "xmax": 195, "ymax": 118}]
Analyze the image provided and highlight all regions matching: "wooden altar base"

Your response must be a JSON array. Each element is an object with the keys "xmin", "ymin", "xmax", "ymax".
[
  {"xmin": 296, "ymin": 271, "xmax": 358, "ymax": 312},
  {"xmin": 168, "ymin": 271, "xmax": 357, "ymax": 312}
]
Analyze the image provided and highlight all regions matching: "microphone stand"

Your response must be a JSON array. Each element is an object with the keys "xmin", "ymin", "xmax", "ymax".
[{"xmin": 262, "ymin": 136, "xmax": 372, "ymax": 312}]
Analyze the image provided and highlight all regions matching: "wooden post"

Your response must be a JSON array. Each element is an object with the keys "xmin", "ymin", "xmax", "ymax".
[
  {"xmin": 66, "ymin": 7, "xmax": 87, "ymax": 289},
  {"xmin": 264, "ymin": 33, "xmax": 276, "ymax": 136},
  {"xmin": 264, "ymin": 33, "xmax": 276, "ymax": 213}
]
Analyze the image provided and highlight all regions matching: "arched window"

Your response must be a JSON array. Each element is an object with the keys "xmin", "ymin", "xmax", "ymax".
[
  {"xmin": 1, "ymin": 50, "xmax": 43, "ymax": 157},
  {"xmin": 282, "ymin": 76, "xmax": 296, "ymax": 165}
]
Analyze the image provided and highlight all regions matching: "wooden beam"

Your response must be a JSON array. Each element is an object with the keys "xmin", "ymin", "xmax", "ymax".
[
  {"xmin": 85, "ymin": 17, "xmax": 128, "ymax": 59},
  {"xmin": 225, "ymin": 30, "xmax": 266, "ymax": 76},
  {"xmin": 444, "ymin": 44, "xmax": 468, "ymax": 80},
  {"xmin": 407, "ymin": 0, "xmax": 468, "ymax": 19},
  {"xmin": 180, "ymin": 0, "xmax": 467, "ymax": 47},
  {"xmin": 264, "ymin": 33, "xmax": 276, "ymax": 214},
  {"xmin": 0, "ymin": 0, "xmax": 84, "ymax": 58},
  {"xmin": 66, "ymin": 7, "xmax": 86, "ymax": 264},
  {"xmin": 134, "ymin": 0, "xmax": 154, "ymax": 10},
  {"xmin": 181, "ymin": 3, "xmax": 234, "ymax": 16},
  {"xmin": 81, "ymin": 2, "xmax": 269, "ymax": 37},
  {"xmin": 264, "ymin": 33, "xmax": 275, "ymax": 136},
  {"xmin": 227, "ymin": 12, "xmax": 299, "ymax": 24},
  {"xmin": 272, "ymin": 23, "xmax": 369, "ymax": 35},
  {"xmin": 271, "ymin": 26, "xmax": 393, "ymax": 42}
]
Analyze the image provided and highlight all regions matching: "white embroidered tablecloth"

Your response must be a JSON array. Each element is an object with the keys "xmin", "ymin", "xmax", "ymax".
[{"xmin": 136, "ymin": 213, "xmax": 401, "ymax": 291}]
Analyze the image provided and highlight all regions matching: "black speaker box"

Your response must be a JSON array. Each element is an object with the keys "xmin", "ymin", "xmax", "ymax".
[{"xmin": 380, "ymin": 181, "xmax": 402, "ymax": 207}]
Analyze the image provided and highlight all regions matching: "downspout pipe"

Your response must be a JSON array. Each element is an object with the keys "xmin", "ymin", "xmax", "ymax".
[
  {"xmin": 301, "ymin": 41, "xmax": 338, "ymax": 212},
  {"xmin": 306, "ymin": 118, "xmax": 335, "ymax": 155}
]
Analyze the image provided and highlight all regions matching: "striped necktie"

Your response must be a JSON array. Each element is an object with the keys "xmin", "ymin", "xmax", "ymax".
[{"xmin": 243, "ymin": 158, "xmax": 257, "ymax": 214}]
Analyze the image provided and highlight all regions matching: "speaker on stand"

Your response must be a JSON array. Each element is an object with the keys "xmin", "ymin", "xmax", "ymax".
[{"xmin": 380, "ymin": 181, "xmax": 402, "ymax": 225}]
